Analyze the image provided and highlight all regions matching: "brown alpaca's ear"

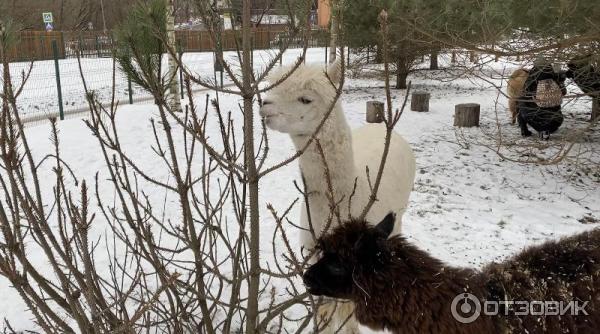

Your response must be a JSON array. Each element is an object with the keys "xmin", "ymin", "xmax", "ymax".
[
  {"xmin": 327, "ymin": 59, "xmax": 342, "ymax": 85},
  {"xmin": 375, "ymin": 213, "xmax": 395, "ymax": 238}
]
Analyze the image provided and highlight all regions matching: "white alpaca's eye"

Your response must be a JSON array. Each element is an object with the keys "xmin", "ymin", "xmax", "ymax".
[{"xmin": 298, "ymin": 97, "xmax": 313, "ymax": 104}]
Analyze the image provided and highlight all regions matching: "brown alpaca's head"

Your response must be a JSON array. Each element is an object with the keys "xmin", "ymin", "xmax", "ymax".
[{"xmin": 302, "ymin": 213, "xmax": 396, "ymax": 299}]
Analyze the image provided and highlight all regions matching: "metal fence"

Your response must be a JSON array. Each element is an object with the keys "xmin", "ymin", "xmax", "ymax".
[{"xmin": 2, "ymin": 29, "xmax": 330, "ymax": 127}]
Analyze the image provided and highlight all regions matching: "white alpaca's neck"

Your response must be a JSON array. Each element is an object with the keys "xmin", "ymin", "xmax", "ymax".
[{"xmin": 291, "ymin": 104, "xmax": 357, "ymax": 218}]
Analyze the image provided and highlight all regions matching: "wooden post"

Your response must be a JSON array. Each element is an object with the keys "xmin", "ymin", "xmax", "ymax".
[
  {"xmin": 366, "ymin": 101, "xmax": 384, "ymax": 123},
  {"xmin": 410, "ymin": 92, "xmax": 430, "ymax": 112},
  {"xmin": 51, "ymin": 40, "xmax": 65, "ymax": 120},
  {"xmin": 592, "ymin": 96, "xmax": 600, "ymax": 122},
  {"xmin": 451, "ymin": 51, "xmax": 456, "ymax": 64},
  {"xmin": 454, "ymin": 103, "xmax": 480, "ymax": 127}
]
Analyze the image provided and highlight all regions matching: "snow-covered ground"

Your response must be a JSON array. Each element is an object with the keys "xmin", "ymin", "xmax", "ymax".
[{"xmin": 1, "ymin": 49, "xmax": 599, "ymax": 332}]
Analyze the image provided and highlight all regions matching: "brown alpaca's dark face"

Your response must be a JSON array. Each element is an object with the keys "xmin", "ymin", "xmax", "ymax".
[
  {"xmin": 303, "ymin": 213, "xmax": 396, "ymax": 300},
  {"xmin": 302, "ymin": 250, "xmax": 353, "ymax": 298}
]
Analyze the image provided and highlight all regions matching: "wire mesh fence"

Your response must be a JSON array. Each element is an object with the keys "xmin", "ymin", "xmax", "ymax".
[{"xmin": 1, "ymin": 29, "xmax": 329, "ymax": 127}]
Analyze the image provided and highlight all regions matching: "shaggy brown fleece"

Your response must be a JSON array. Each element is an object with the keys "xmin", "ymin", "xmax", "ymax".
[
  {"xmin": 507, "ymin": 68, "xmax": 529, "ymax": 124},
  {"xmin": 310, "ymin": 219, "xmax": 600, "ymax": 334},
  {"xmin": 484, "ymin": 228, "xmax": 600, "ymax": 333}
]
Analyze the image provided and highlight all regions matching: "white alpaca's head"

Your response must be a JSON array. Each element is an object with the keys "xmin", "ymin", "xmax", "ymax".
[{"xmin": 260, "ymin": 60, "xmax": 342, "ymax": 136}]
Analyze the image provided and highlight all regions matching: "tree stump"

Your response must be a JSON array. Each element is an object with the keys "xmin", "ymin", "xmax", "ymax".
[
  {"xmin": 592, "ymin": 96, "xmax": 600, "ymax": 122},
  {"xmin": 469, "ymin": 51, "xmax": 478, "ymax": 63},
  {"xmin": 411, "ymin": 92, "xmax": 430, "ymax": 112},
  {"xmin": 366, "ymin": 101, "xmax": 384, "ymax": 123},
  {"xmin": 454, "ymin": 103, "xmax": 480, "ymax": 127}
]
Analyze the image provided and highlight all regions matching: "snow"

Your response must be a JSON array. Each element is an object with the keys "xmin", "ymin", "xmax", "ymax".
[{"xmin": 1, "ymin": 48, "xmax": 599, "ymax": 332}]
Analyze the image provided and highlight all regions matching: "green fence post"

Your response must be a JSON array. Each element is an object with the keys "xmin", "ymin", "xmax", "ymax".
[
  {"xmin": 95, "ymin": 35, "xmax": 101, "ymax": 58},
  {"xmin": 52, "ymin": 40, "xmax": 65, "ymax": 120},
  {"xmin": 60, "ymin": 31, "xmax": 66, "ymax": 58},
  {"xmin": 128, "ymin": 75, "xmax": 133, "ymax": 104},
  {"xmin": 40, "ymin": 35, "xmax": 47, "ymax": 61},
  {"xmin": 178, "ymin": 42, "xmax": 184, "ymax": 99},
  {"xmin": 279, "ymin": 39, "xmax": 283, "ymax": 66},
  {"xmin": 78, "ymin": 35, "xmax": 84, "ymax": 57}
]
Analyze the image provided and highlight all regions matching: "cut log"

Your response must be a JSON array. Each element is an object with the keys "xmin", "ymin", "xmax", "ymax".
[
  {"xmin": 592, "ymin": 96, "xmax": 600, "ymax": 122},
  {"xmin": 411, "ymin": 92, "xmax": 430, "ymax": 112},
  {"xmin": 366, "ymin": 101, "xmax": 384, "ymax": 123},
  {"xmin": 469, "ymin": 51, "xmax": 478, "ymax": 63},
  {"xmin": 454, "ymin": 103, "xmax": 480, "ymax": 127}
]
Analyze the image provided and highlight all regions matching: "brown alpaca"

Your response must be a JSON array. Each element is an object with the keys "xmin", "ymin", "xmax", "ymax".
[
  {"xmin": 303, "ymin": 213, "xmax": 600, "ymax": 334},
  {"xmin": 507, "ymin": 68, "xmax": 529, "ymax": 124}
]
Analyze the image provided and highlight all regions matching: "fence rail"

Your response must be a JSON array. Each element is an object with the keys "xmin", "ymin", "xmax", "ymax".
[{"xmin": 8, "ymin": 29, "xmax": 329, "ymax": 62}]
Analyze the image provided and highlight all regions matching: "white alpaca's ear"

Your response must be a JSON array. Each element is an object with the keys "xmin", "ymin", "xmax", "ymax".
[
  {"xmin": 375, "ymin": 212, "xmax": 395, "ymax": 238},
  {"xmin": 265, "ymin": 66, "xmax": 287, "ymax": 84},
  {"xmin": 327, "ymin": 59, "xmax": 343, "ymax": 84}
]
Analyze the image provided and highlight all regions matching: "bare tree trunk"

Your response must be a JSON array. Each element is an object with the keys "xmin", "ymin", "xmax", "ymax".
[
  {"xmin": 166, "ymin": 0, "xmax": 181, "ymax": 112},
  {"xmin": 328, "ymin": 0, "xmax": 338, "ymax": 63},
  {"xmin": 100, "ymin": 0, "xmax": 108, "ymax": 32},
  {"xmin": 592, "ymin": 96, "xmax": 600, "ymax": 122},
  {"xmin": 429, "ymin": 50, "xmax": 438, "ymax": 70},
  {"xmin": 59, "ymin": 0, "xmax": 65, "ymax": 30},
  {"xmin": 375, "ymin": 43, "xmax": 383, "ymax": 63},
  {"xmin": 1, "ymin": 36, "xmax": 9, "ymax": 114},
  {"xmin": 395, "ymin": 57, "xmax": 408, "ymax": 89},
  {"xmin": 242, "ymin": 0, "xmax": 260, "ymax": 333},
  {"xmin": 396, "ymin": 72, "xmax": 408, "ymax": 89}
]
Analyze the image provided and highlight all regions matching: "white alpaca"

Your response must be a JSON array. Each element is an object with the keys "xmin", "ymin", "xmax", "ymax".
[{"xmin": 260, "ymin": 61, "xmax": 416, "ymax": 333}]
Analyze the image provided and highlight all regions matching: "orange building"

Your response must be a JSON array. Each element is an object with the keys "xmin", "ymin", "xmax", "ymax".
[{"xmin": 317, "ymin": 0, "xmax": 331, "ymax": 28}]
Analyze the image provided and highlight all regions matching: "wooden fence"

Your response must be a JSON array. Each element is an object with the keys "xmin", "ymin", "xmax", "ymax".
[
  {"xmin": 8, "ymin": 29, "xmax": 329, "ymax": 62},
  {"xmin": 6, "ymin": 31, "xmax": 66, "ymax": 62}
]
